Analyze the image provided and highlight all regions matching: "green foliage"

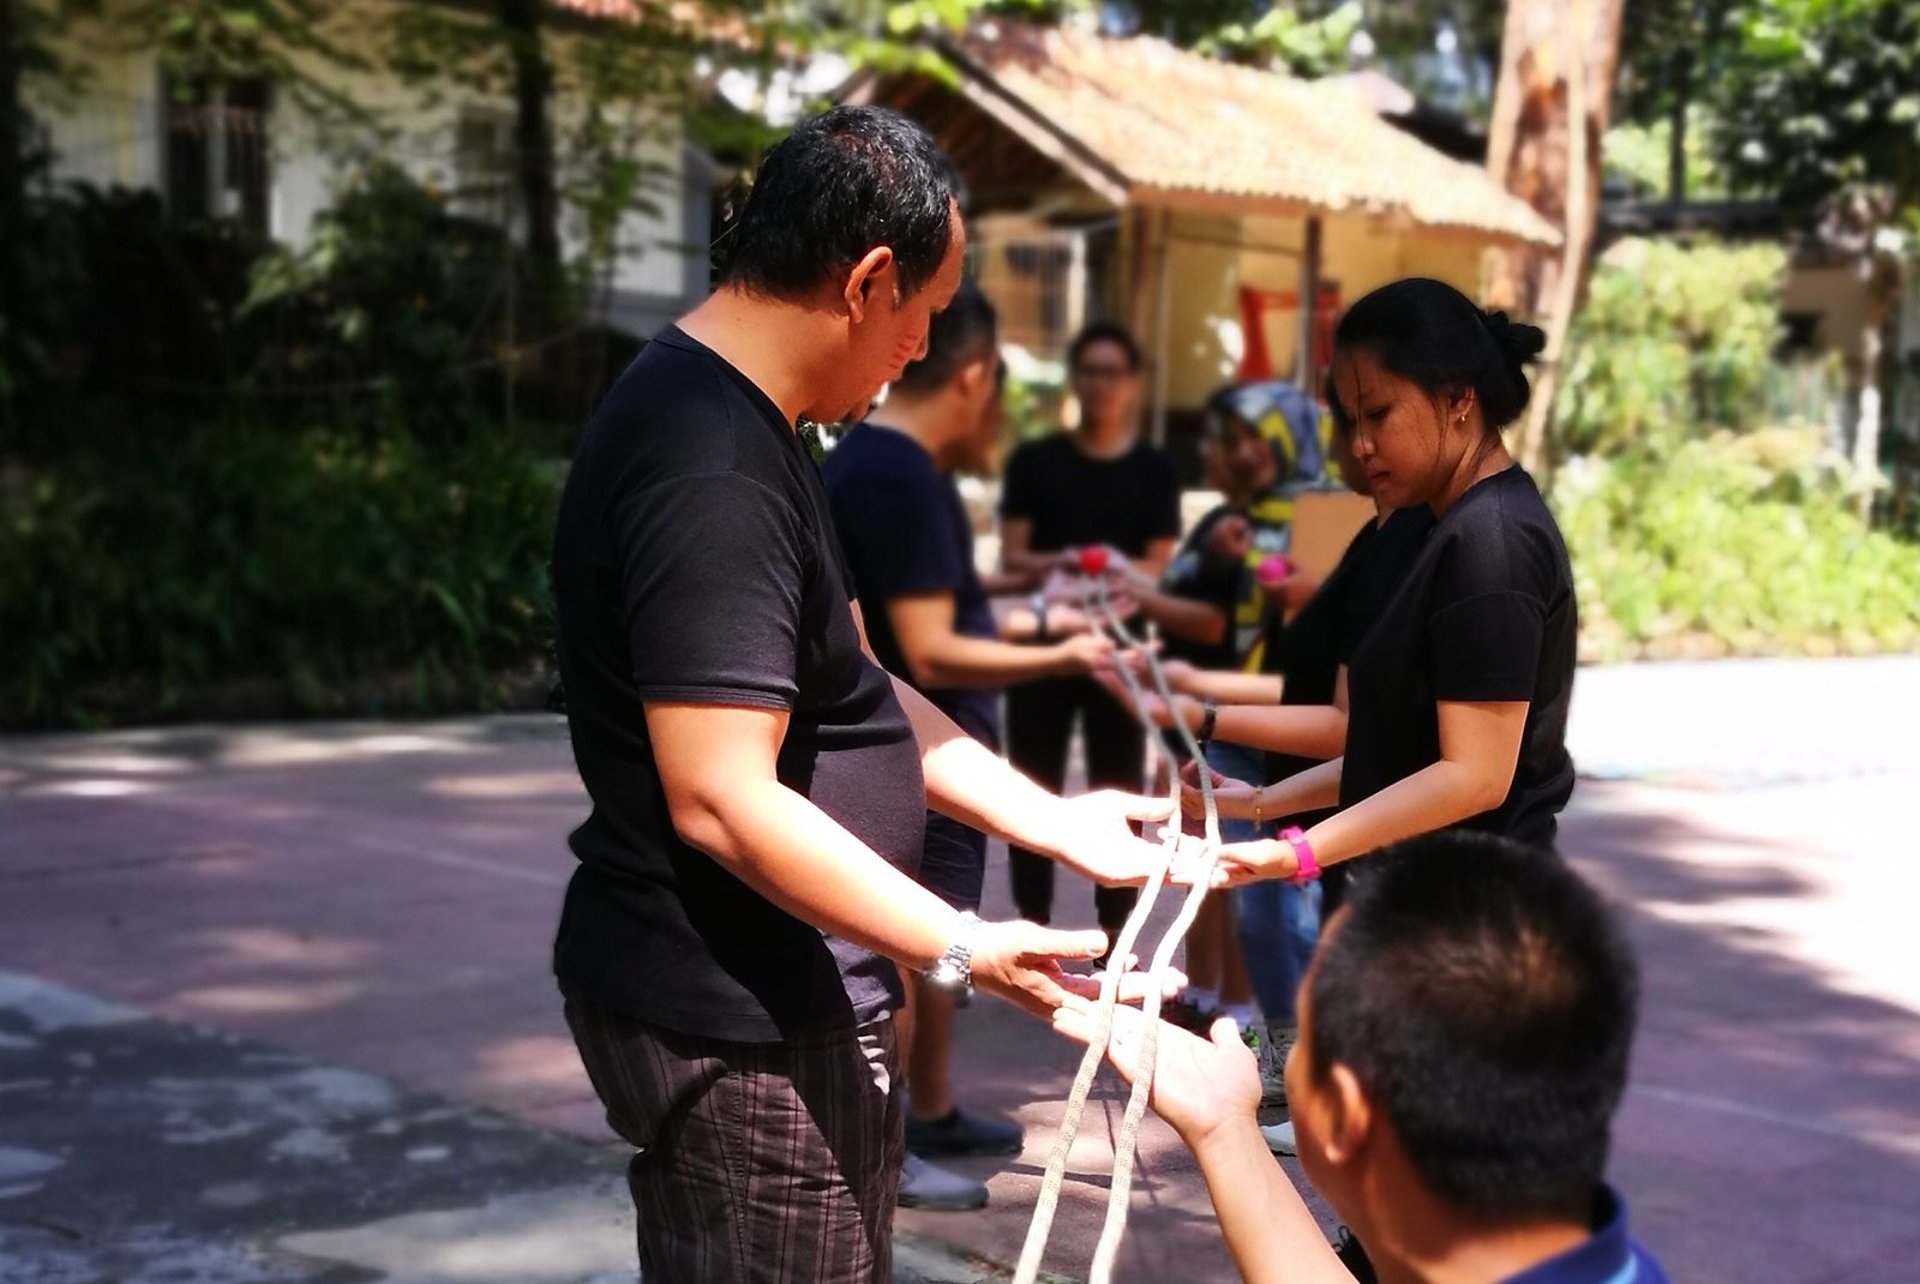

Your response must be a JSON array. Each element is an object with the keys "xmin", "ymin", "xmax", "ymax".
[
  {"xmin": 1554, "ymin": 427, "xmax": 1920, "ymax": 660},
  {"xmin": 1710, "ymin": 0, "xmax": 1920, "ymax": 217},
  {"xmin": 0, "ymin": 421, "xmax": 558, "ymax": 726},
  {"xmin": 1553, "ymin": 238, "xmax": 1787, "ymax": 459},
  {"xmin": 1603, "ymin": 108, "xmax": 1731, "ymax": 200},
  {"xmin": 243, "ymin": 160, "xmax": 531, "ymax": 440},
  {"xmin": 1550, "ymin": 235, "xmax": 1919, "ymax": 660},
  {"xmin": 123, "ymin": 0, "xmax": 369, "ymax": 124},
  {"xmin": 1615, "ymin": 0, "xmax": 1737, "ymax": 126},
  {"xmin": 1199, "ymin": 1, "xmax": 1363, "ymax": 76},
  {"xmin": 1000, "ymin": 366, "xmax": 1060, "ymax": 444},
  {"xmin": 3, "ymin": 184, "xmax": 272, "ymax": 456}
]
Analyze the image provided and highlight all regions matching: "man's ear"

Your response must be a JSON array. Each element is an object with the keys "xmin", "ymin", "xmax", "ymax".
[
  {"xmin": 954, "ymin": 353, "xmax": 994, "ymax": 400},
  {"xmin": 1319, "ymin": 1061, "xmax": 1373, "ymax": 1168},
  {"xmin": 844, "ymin": 246, "xmax": 896, "ymax": 324}
]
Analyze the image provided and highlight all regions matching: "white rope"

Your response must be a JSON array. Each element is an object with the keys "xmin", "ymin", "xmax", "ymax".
[{"xmin": 1012, "ymin": 557, "xmax": 1224, "ymax": 1284}]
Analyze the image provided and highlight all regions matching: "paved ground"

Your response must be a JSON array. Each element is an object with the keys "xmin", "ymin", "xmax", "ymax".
[{"xmin": 2, "ymin": 657, "xmax": 1917, "ymax": 1282}]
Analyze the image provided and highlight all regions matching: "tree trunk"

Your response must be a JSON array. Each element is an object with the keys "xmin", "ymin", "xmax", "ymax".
[
  {"xmin": 1850, "ymin": 256, "xmax": 1903, "ymax": 521},
  {"xmin": 1667, "ymin": 45, "xmax": 1690, "ymax": 205},
  {"xmin": 1, "ymin": 0, "xmax": 24, "ymax": 244},
  {"xmin": 1482, "ymin": 0, "xmax": 1626, "ymax": 320},
  {"xmin": 497, "ymin": 0, "xmax": 562, "ymax": 312}
]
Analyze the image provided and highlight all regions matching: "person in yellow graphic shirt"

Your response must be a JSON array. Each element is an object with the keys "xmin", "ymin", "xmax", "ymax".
[{"xmin": 1103, "ymin": 381, "xmax": 1329, "ymax": 1049}]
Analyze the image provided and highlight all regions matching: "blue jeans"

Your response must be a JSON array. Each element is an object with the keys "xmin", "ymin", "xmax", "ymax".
[{"xmin": 1204, "ymin": 739, "xmax": 1321, "ymax": 1025}]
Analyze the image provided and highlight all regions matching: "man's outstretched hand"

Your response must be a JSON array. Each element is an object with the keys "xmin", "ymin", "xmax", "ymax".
[
  {"xmin": 1050, "ymin": 995, "xmax": 1261, "ymax": 1147},
  {"xmin": 971, "ymin": 921, "xmax": 1185, "ymax": 1019},
  {"xmin": 1041, "ymin": 789, "xmax": 1194, "ymax": 887}
]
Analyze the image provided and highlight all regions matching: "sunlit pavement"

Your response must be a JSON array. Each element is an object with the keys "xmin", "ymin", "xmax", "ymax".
[{"xmin": 2, "ymin": 657, "xmax": 1916, "ymax": 1281}]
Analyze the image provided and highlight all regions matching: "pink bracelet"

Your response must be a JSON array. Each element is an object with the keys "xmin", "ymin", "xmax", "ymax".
[{"xmin": 1282, "ymin": 826, "xmax": 1321, "ymax": 884}]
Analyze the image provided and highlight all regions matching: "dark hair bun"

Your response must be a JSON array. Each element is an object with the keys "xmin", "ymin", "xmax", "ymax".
[
  {"xmin": 1481, "ymin": 309, "xmax": 1546, "ymax": 367},
  {"xmin": 1334, "ymin": 278, "xmax": 1542, "ymax": 431}
]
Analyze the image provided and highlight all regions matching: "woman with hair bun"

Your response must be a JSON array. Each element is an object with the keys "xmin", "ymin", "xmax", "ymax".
[{"xmin": 1192, "ymin": 277, "xmax": 1578, "ymax": 911}]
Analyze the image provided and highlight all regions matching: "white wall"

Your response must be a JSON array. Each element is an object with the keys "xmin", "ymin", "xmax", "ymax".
[{"xmin": 31, "ymin": 1, "xmax": 703, "ymax": 329}]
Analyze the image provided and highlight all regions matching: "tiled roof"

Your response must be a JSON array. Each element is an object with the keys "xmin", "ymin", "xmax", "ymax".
[
  {"xmin": 550, "ymin": 0, "xmax": 650, "ymax": 18},
  {"xmin": 947, "ymin": 21, "xmax": 1559, "ymax": 246}
]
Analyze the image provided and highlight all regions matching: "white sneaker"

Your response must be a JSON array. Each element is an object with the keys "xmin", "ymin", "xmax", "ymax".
[
  {"xmin": 1261, "ymin": 1120, "xmax": 1297, "ymax": 1156},
  {"xmin": 897, "ymin": 1153, "xmax": 989, "ymax": 1211}
]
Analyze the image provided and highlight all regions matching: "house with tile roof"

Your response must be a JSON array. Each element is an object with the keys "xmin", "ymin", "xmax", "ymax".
[
  {"xmin": 28, "ymin": 0, "xmax": 722, "ymax": 339},
  {"xmin": 844, "ymin": 19, "xmax": 1561, "ymax": 452}
]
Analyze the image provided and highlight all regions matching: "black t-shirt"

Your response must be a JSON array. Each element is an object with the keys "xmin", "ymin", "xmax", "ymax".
[
  {"xmin": 822, "ymin": 423, "xmax": 1000, "ymax": 748},
  {"xmin": 1158, "ymin": 504, "xmax": 1248, "ymax": 670},
  {"xmin": 998, "ymin": 433, "xmax": 1181, "ymax": 557},
  {"xmin": 1343, "ymin": 468, "xmax": 1577, "ymax": 849},
  {"xmin": 1261, "ymin": 506, "xmax": 1435, "ymax": 808},
  {"xmin": 549, "ymin": 327, "xmax": 926, "ymax": 1041}
]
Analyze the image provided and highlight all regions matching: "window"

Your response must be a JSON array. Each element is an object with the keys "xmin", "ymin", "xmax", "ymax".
[
  {"xmin": 452, "ymin": 108, "xmax": 515, "ymax": 229},
  {"xmin": 162, "ymin": 73, "xmax": 273, "ymax": 235}
]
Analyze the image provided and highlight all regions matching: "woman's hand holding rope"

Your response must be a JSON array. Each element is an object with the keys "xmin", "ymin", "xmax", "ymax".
[{"xmin": 1175, "ymin": 761, "xmax": 1306, "ymax": 887}]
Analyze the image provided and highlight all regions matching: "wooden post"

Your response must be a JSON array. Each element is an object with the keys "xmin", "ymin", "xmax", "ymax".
[
  {"xmin": 1127, "ymin": 206, "xmax": 1154, "ymax": 346},
  {"xmin": 1149, "ymin": 209, "xmax": 1172, "ymax": 447},
  {"xmin": 1064, "ymin": 227, "xmax": 1088, "ymax": 342},
  {"xmin": 1297, "ymin": 215, "xmax": 1321, "ymax": 389}
]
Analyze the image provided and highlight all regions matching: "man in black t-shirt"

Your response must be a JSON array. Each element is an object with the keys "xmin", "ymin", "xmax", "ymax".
[
  {"xmin": 550, "ymin": 108, "xmax": 1174, "ymax": 1283},
  {"xmin": 825, "ymin": 285, "xmax": 1114, "ymax": 1212},
  {"xmin": 997, "ymin": 323, "xmax": 1183, "ymax": 939}
]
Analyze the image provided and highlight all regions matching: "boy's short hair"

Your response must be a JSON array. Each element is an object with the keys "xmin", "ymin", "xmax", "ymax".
[
  {"xmin": 892, "ymin": 282, "xmax": 997, "ymax": 397},
  {"xmin": 1067, "ymin": 321, "xmax": 1143, "ymax": 374},
  {"xmin": 1308, "ymin": 831, "xmax": 1640, "ymax": 1220}
]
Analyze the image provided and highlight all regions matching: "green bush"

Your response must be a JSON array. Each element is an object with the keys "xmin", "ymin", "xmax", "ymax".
[
  {"xmin": 1553, "ymin": 426, "xmax": 1920, "ymax": 661},
  {"xmin": 1547, "ymin": 235, "xmax": 1919, "ymax": 661},
  {"xmin": 2, "ymin": 186, "xmax": 273, "ymax": 458},
  {"xmin": 1, "ymin": 422, "xmax": 559, "ymax": 726},
  {"xmin": 242, "ymin": 160, "xmax": 535, "ymax": 441},
  {"xmin": 1553, "ymin": 238, "xmax": 1789, "ymax": 460}
]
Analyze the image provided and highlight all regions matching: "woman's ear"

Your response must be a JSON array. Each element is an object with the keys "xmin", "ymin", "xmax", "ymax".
[{"xmin": 1446, "ymin": 384, "xmax": 1477, "ymax": 429}]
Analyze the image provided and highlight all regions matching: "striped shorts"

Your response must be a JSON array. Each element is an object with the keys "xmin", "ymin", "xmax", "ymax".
[{"xmin": 564, "ymin": 993, "xmax": 903, "ymax": 1283}]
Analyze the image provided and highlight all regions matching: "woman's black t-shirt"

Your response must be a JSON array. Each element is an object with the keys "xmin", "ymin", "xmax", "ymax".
[
  {"xmin": 1261, "ymin": 507, "xmax": 1435, "ymax": 820},
  {"xmin": 1341, "ymin": 467, "xmax": 1577, "ymax": 850}
]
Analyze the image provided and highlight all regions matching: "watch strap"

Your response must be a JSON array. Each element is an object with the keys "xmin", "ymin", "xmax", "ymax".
[{"xmin": 1195, "ymin": 697, "xmax": 1219, "ymax": 744}]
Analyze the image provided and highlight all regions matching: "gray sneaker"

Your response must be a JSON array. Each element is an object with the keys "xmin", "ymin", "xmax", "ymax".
[
  {"xmin": 1260, "ymin": 1022, "xmax": 1296, "ymax": 1108},
  {"xmin": 898, "ymin": 1153, "xmax": 989, "ymax": 1211}
]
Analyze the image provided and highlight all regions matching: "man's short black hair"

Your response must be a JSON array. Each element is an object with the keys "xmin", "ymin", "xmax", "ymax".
[
  {"xmin": 891, "ymin": 282, "xmax": 997, "ymax": 397},
  {"xmin": 1067, "ymin": 321, "xmax": 1143, "ymax": 374},
  {"xmin": 718, "ymin": 105, "xmax": 963, "ymax": 302},
  {"xmin": 1308, "ymin": 831, "xmax": 1640, "ymax": 1221}
]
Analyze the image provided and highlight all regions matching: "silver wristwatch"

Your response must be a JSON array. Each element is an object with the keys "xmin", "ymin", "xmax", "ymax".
[{"xmin": 923, "ymin": 912, "xmax": 980, "ymax": 1007}]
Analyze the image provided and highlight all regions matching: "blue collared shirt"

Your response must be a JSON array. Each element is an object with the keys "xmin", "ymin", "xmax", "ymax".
[{"xmin": 1504, "ymin": 1187, "xmax": 1670, "ymax": 1284}]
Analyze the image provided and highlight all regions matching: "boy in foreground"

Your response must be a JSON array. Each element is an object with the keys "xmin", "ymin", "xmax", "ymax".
[{"xmin": 1055, "ymin": 831, "xmax": 1670, "ymax": 1284}]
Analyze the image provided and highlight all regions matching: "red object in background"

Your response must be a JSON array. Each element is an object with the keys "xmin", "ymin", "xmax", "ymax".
[
  {"xmin": 1258, "ymin": 554, "xmax": 1293, "ymax": 586},
  {"xmin": 1237, "ymin": 284, "xmax": 1342, "ymax": 387},
  {"xmin": 1078, "ymin": 546, "xmax": 1110, "ymax": 576}
]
